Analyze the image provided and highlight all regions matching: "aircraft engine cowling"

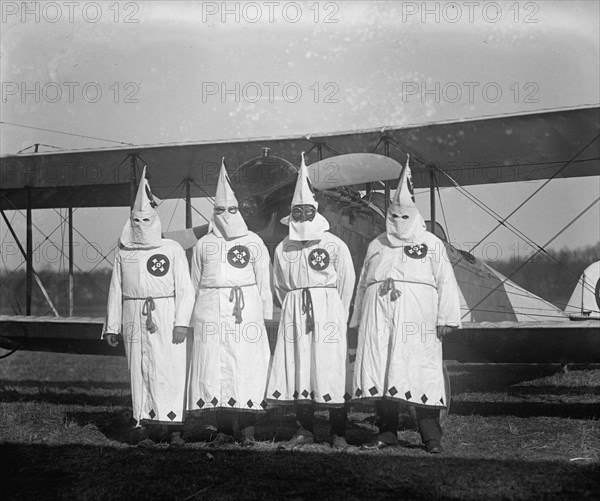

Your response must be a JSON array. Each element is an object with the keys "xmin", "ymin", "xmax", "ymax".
[{"xmin": 230, "ymin": 148, "xmax": 297, "ymax": 233}]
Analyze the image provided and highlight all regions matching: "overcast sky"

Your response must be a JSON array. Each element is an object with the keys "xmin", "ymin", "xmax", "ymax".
[{"xmin": 1, "ymin": 0, "xmax": 599, "ymax": 274}]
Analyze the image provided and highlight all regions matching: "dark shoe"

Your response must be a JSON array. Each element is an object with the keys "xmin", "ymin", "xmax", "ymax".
[
  {"xmin": 199, "ymin": 425, "xmax": 218, "ymax": 442},
  {"xmin": 361, "ymin": 439, "xmax": 391, "ymax": 451},
  {"xmin": 332, "ymin": 434, "xmax": 349, "ymax": 450},
  {"xmin": 278, "ymin": 434, "xmax": 314, "ymax": 450},
  {"xmin": 169, "ymin": 432, "xmax": 185, "ymax": 448},
  {"xmin": 210, "ymin": 432, "xmax": 235, "ymax": 447},
  {"xmin": 131, "ymin": 426, "xmax": 148, "ymax": 444},
  {"xmin": 138, "ymin": 438, "xmax": 155, "ymax": 449},
  {"xmin": 241, "ymin": 425, "xmax": 256, "ymax": 447},
  {"xmin": 241, "ymin": 437, "xmax": 256, "ymax": 447},
  {"xmin": 425, "ymin": 440, "xmax": 443, "ymax": 454}
]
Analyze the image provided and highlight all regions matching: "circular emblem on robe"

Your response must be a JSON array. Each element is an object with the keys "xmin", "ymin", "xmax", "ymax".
[
  {"xmin": 147, "ymin": 254, "xmax": 170, "ymax": 276},
  {"xmin": 404, "ymin": 243, "xmax": 428, "ymax": 259},
  {"xmin": 308, "ymin": 248, "xmax": 330, "ymax": 271},
  {"xmin": 227, "ymin": 245, "xmax": 250, "ymax": 269}
]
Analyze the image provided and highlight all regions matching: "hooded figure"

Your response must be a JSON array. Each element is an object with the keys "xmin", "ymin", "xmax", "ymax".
[
  {"xmin": 350, "ymin": 156, "xmax": 461, "ymax": 454},
  {"xmin": 104, "ymin": 167, "xmax": 195, "ymax": 446},
  {"xmin": 210, "ymin": 158, "xmax": 249, "ymax": 240},
  {"xmin": 280, "ymin": 153, "xmax": 330, "ymax": 241},
  {"xmin": 267, "ymin": 153, "xmax": 356, "ymax": 449},
  {"xmin": 119, "ymin": 167, "xmax": 162, "ymax": 249},
  {"xmin": 385, "ymin": 157, "xmax": 427, "ymax": 246},
  {"xmin": 187, "ymin": 159, "xmax": 273, "ymax": 446}
]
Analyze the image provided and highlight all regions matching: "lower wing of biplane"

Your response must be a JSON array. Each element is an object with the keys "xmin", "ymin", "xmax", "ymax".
[
  {"xmin": 0, "ymin": 105, "xmax": 599, "ymax": 362},
  {"xmin": 1, "ymin": 315, "xmax": 599, "ymax": 364}
]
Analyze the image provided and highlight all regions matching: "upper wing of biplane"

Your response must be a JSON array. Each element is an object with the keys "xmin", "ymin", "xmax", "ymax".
[{"xmin": 1, "ymin": 105, "xmax": 598, "ymax": 210}]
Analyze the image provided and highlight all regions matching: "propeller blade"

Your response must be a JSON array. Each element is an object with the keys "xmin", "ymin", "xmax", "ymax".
[
  {"xmin": 163, "ymin": 223, "xmax": 209, "ymax": 250},
  {"xmin": 307, "ymin": 153, "xmax": 402, "ymax": 190}
]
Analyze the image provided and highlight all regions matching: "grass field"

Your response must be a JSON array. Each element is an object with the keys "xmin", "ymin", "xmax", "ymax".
[{"xmin": 1, "ymin": 351, "xmax": 599, "ymax": 500}]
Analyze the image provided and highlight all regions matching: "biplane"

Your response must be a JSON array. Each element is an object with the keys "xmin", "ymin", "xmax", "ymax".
[{"xmin": 1, "ymin": 104, "xmax": 599, "ymax": 366}]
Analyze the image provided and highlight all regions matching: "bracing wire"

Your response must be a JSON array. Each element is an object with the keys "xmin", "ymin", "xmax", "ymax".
[
  {"xmin": 1, "ymin": 121, "xmax": 135, "ymax": 146},
  {"xmin": 455, "ymin": 134, "xmax": 599, "ymax": 256},
  {"xmin": 381, "ymin": 132, "xmax": 599, "ymax": 301},
  {"xmin": 436, "ymin": 184, "xmax": 451, "ymax": 242},
  {"xmin": 166, "ymin": 198, "xmax": 181, "ymax": 233},
  {"xmin": 463, "ymin": 196, "xmax": 600, "ymax": 318}
]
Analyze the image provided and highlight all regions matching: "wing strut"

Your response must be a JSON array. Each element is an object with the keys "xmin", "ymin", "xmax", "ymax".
[
  {"xmin": 0, "ymin": 209, "xmax": 60, "ymax": 317},
  {"xmin": 185, "ymin": 177, "xmax": 193, "ymax": 264},
  {"xmin": 384, "ymin": 137, "xmax": 391, "ymax": 213},
  {"xmin": 129, "ymin": 154, "xmax": 141, "ymax": 208},
  {"xmin": 26, "ymin": 188, "xmax": 32, "ymax": 314},
  {"xmin": 430, "ymin": 168, "xmax": 436, "ymax": 233},
  {"xmin": 68, "ymin": 207, "xmax": 74, "ymax": 316}
]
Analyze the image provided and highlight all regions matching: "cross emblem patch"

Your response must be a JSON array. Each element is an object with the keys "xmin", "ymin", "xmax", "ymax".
[
  {"xmin": 227, "ymin": 245, "xmax": 250, "ymax": 269},
  {"xmin": 308, "ymin": 248, "xmax": 330, "ymax": 271},
  {"xmin": 147, "ymin": 254, "xmax": 170, "ymax": 276},
  {"xmin": 404, "ymin": 243, "xmax": 428, "ymax": 259}
]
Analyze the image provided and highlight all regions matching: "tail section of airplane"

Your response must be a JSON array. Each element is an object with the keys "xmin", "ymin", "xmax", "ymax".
[
  {"xmin": 564, "ymin": 261, "xmax": 600, "ymax": 319},
  {"xmin": 483, "ymin": 265, "xmax": 568, "ymax": 322}
]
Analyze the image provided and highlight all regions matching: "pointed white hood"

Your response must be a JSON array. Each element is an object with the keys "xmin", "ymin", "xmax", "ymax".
[
  {"xmin": 120, "ymin": 166, "xmax": 162, "ymax": 249},
  {"xmin": 281, "ymin": 153, "xmax": 330, "ymax": 241},
  {"xmin": 386, "ymin": 155, "xmax": 426, "ymax": 247},
  {"xmin": 210, "ymin": 158, "xmax": 248, "ymax": 240}
]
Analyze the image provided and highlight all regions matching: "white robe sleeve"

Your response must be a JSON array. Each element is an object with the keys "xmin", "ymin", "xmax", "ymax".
[
  {"xmin": 173, "ymin": 243, "xmax": 195, "ymax": 328},
  {"xmin": 431, "ymin": 241, "xmax": 462, "ymax": 328},
  {"xmin": 272, "ymin": 247, "xmax": 286, "ymax": 309},
  {"xmin": 333, "ymin": 240, "xmax": 356, "ymax": 322},
  {"xmin": 191, "ymin": 241, "xmax": 203, "ymax": 298},
  {"xmin": 349, "ymin": 243, "xmax": 371, "ymax": 329},
  {"xmin": 252, "ymin": 239, "xmax": 274, "ymax": 320},
  {"xmin": 104, "ymin": 251, "xmax": 122, "ymax": 337}
]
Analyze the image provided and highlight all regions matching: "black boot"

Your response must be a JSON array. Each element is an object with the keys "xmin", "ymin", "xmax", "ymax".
[
  {"xmin": 169, "ymin": 430, "xmax": 185, "ymax": 448},
  {"xmin": 330, "ymin": 406, "xmax": 348, "ymax": 450},
  {"xmin": 416, "ymin": 407, "xmax": 442, "ymax": 454},
  {"xmin": 362, "ymin": 400, "xmax": 400, "ymax": 450},
  {"xmin": 279, "ymin": 404, "xmax": 315, "ymax": 450}
]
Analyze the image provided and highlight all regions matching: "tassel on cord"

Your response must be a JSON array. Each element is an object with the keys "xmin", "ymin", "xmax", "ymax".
[
  {"xmin": 142, "ymin": 297, "xmax": 157, "ymax": 333},
  {"xmin": 378, "ymin": 278, "xmax": 402, "ymax": 301},
  {"xmin": 229, "ymin": 286, "xmax": 245, "ymax": 324},
  {"xmin": 301, "ymin": 288, "xmax": 315, "ymax": 334}
]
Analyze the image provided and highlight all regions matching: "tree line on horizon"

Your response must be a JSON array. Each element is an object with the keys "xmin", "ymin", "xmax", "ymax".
[{"xmin": 490, "ymin": 243, "xmax": 599, "ymax": 310}]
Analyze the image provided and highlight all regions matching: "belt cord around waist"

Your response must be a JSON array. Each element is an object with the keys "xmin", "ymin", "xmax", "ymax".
[
  {"xmin": 289, "ymin": 285, "xmax": 335, "ymax": 335},
  {"xmin": 229, "ymin": 286, "xmax": 245, "ymax": 324},
  {"xmin": 123, "ymin": 294, "xmax": 175, "ymax": 333},
  {"xmin": 301, "ymin": 288, "xmax": 314, "ymax": 334},
  {"xmin": 371, "ymin": 278, "xmax": 436, "ymax": 302},
  {"xmin": 378, "ymin": 278, "xmax": 401, "ymax": 302},
  {"xmin": 199, "ymin": 284, "xmax": 256, "ymax": 325}
]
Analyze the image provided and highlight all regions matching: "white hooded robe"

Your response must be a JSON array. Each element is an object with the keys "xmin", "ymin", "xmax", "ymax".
[
  {"xmin": 187, "ymin": 160, "xmax": 273, "ymax": 414},
  {"xmin": 350, "ymin": 159, "xmax": 461, "ymax": 409},
  {"xmin": 105, "ymin": 168, "xmax": 194, "ymax": 425},
  {"xmin": 266, "ymin": 154, "xmax": 356, "ymax": 407}
]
